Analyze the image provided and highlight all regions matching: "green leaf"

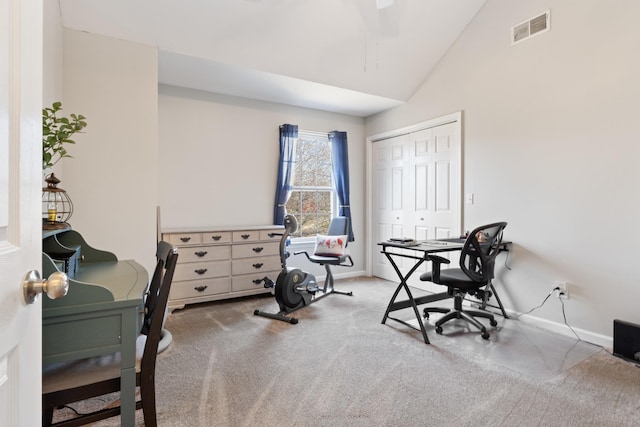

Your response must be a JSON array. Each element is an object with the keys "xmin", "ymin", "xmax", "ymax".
[{"xmin": 41, "ymin": 102, "xmax": 88, "ymax": 171}]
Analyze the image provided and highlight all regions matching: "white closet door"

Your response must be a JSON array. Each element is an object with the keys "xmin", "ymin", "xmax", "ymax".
[
  {"xmin": 373, "ymin": 134, "xmax": 410, "ymax": 279},
  {"xmin": 372, "ymin": 119, "xmax": 461, "ymax": 287}
]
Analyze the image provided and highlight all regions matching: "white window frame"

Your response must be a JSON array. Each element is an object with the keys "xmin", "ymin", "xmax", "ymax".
[{"xmin": 286, "ymin": 130, "xmax": 338, "ymax": 245}]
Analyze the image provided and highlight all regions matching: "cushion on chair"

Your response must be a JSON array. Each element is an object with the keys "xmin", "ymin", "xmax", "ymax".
[
  {"xmin": 313, "ymin": 234, "xmax": 347, "ymax": 257},
  {"xmin": 42, "ymin": 335, "xmax": 146, "ymax": 395},
  {"xmin": 420, "ymin": 268, "xmax": 487, "ymax": 292}
]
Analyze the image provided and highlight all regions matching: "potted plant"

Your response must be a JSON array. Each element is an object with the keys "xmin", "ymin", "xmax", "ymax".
[{"xmin": 42, "ymin": 101, "xmax": 87, "ymax": 170}]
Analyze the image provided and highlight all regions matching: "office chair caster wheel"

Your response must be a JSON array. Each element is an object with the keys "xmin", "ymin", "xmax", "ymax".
[
  {"xmin": 481, "ymin": 331, "xmax": 490, "ymax": 340},
  {"xmin": 490, "ymin": 319, "xmax": 498, "ymax": 327},
  {"xmin": 435, "ymin": 326, "xmax": 443, "ymax": 335},
  {"xmin": 423, "ymin": 309, "xmax": 430, "ymax": 319}
]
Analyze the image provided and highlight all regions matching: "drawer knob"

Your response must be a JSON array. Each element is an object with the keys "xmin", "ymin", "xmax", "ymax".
[
  {"xmin": 194, "ymin": 285, "xmax": 208, "ymax": 292},
  {"xmin": 180, "ymin": 237, "xmax": 191, "ymax": 243},
  {"xmin": 194, "ymin": 251, "xmax": 208, "ymax": 257},
  {"xmin": 252, "ymin": 263, "xmax": 264, "ymax": 269},
  {"xmin": 252, "ymin": 247, "xmax": 264, "ymax": 253},
  {"xmin": 241, "ymin": 234, "xmax": 250, "ymax": 239},
  {"xmin": 252, "ymin": 279, "xmax": 262, "ymax": 284},
  {"xmin": 212, "ymin": 235, "xmax": 222, "ymax": 241},
  {"xmin": 194, "ymin": 268, "xmax": 208, "ymax": 275}
]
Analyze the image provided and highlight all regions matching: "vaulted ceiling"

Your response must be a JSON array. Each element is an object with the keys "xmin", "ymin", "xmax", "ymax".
[{"xmin": 58, "ymin": 0, "xmax": 486, "ymax": 117}]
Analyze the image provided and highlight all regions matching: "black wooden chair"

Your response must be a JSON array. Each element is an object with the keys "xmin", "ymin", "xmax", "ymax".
[
  {"xmin": 420, "ymin": 222, "xmax": 507, "ymax": 340},
  {"xmin": 42, "ymin": 241, "xmax": 178, "ymax": 427}
]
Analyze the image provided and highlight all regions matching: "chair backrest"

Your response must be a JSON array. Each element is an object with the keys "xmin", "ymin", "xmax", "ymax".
[
  {"xmin": 459, "ymin": 222, "xmax": 507, "ymax": 284},
  {"xmin": 141, "ymin": 241, "xmax": 178, "ymax": 372},
  {"xmin": 141, "ymin": 241, "xmax": 175, "ymax": 335},
  {"xmin": 326, "ymin": 217, "xmax": 350, "ymax": 247}
]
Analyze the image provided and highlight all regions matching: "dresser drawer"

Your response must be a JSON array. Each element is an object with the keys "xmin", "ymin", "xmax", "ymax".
[
  {"xmin": 232, "ymin": 242, "xmax": 279, "ymax": 259},
  {"xmin": 174, "ymin": 260, "xmax": 230, "ymax": 281},
  {"xmin": 232, "ymin": 230, "xmax": 261, "ymax": 243},
  {"xmin": 232, "ymin": 255, "xmax": 280, "ymax": 275},
  {"xmin": 170, "ymin": 277, "xmax": 231, "ymax": 300},
  {"xmin": 166, "ymin": 233, "xmax": 202, "ymax": 246},
  {"xmin": 202, "ymin": 231, "xmax": 232, "ymax": 244},
  {"xmin": 179, "ymin": 245, "xmax": 230, "ymax": 263},
  {"xmin": 261, "ymin": 229, "xmax": 284, "ymax": 241},
  {"xmin": 232, "ymin": 271, "xmax": 281, "ymax": 292}
]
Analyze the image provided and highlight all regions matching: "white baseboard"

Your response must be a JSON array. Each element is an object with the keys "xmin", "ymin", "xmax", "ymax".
[
  {"xmin": 510, "ymin": 310, "xmax": 612, "ymax": 350},
  {"xmin": 314, "ymin": 270, "xmax": 367, "ymax": 286},
  {"xmin": 332, "ymin": 270, "xmax": 367, "ymax": 280}
]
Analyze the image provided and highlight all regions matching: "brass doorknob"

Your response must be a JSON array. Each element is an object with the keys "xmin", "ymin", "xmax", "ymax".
[{"xmin": 22, "ymin": 270, "xmax": 68, "ymax": 304}]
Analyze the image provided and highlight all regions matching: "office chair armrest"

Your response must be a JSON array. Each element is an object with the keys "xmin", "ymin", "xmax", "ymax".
[{"xmin": 426, "ymin": 254, "xmax": 450, "ymax": 283}]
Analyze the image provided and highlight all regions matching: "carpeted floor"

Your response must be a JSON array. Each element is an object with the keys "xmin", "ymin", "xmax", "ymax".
[{"xmin": 54, "ymin": 277, "xmax": 640, "ymax": 426}]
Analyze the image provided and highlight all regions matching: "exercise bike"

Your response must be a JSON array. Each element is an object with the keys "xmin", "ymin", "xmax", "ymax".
[{"xmin": 253, "ymin": 214, "xmax": 353, "ymax": 324}]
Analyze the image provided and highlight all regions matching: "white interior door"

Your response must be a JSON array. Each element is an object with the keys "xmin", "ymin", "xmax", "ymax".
[
  {"xmin": 0, "ymin": 0, "xmax": 43, "ymax": 425},
  {"xmin": 373, "ymin": 134, "xmax": 410, "ymax": 277},
  {"xmin": 371, "ymin": 115, "xmax": 462, "ymax": 288}
]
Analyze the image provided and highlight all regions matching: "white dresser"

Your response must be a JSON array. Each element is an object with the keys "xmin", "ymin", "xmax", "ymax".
[{"xmin": 161, "ymin": 225, "xmax": 283, "ymax": 310}]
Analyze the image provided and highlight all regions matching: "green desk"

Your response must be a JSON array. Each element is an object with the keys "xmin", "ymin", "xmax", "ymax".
[{"xmin": 42, "ymin": 229, "xmax": 149, "ymax": 427}]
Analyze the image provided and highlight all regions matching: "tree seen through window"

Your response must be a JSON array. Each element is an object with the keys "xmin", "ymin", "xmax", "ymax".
[{"xmin": 285, "ymin": 133, "xmax": 334, "ymax": 238}]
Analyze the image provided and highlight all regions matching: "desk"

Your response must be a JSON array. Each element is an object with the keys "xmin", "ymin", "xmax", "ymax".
[
  {"xmin": 378, "ymin": 239, "xmax": 510, "ymax": 344},
  {"xmin": 42, "ymin": 229, "xmax": 149, "ymax": 427}
]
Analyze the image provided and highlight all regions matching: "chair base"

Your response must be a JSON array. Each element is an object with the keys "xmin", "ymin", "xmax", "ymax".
[{"xmin": 423, "ymin": 295, "xmax": 497, "ymax": 340}]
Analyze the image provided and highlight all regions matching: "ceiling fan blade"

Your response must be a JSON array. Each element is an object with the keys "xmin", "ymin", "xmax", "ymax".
[{"xmin": 376, "ymin": 0, "xmax": 394, "ymax": 10}]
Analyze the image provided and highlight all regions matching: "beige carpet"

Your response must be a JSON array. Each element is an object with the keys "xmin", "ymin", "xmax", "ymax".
[{"xmin": 54, "ymin": 277, "xmax": 640, "ymax": 426}]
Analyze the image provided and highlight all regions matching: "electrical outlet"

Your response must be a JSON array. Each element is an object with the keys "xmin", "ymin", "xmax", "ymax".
[{"xmin": 554, "ymin": 281, "xmax": 569, "ymax": 299}]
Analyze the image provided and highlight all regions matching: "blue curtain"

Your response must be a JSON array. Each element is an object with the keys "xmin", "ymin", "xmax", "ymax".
[
  {"xmin": 273, "ymin": 124, "xmax": 298, "ymax": 225},
  {"xmin": 329, "ymin": 131, "xmax": 354, "ymax": 242}
]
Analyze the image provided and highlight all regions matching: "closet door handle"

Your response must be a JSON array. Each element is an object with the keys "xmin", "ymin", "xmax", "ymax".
[
  {"xmin": 252, "ymin": 263, "xmax": 264, "ymax": 269},
  {"xmin": 252, "ymin": 247, "xmax": 263, "ymax": 253},
  {"xmin": 194, "ymin": 268, "xmax": 208, "ymax": 275},
  {"xmin": 194, "ymin": 251, "xmax": 208, "ymax": 257}
]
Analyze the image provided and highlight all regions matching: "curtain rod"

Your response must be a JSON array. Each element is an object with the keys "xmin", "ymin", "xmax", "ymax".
[{"xmin": 299, "ymin": 129, "xmax": 330, "ymax": 137}]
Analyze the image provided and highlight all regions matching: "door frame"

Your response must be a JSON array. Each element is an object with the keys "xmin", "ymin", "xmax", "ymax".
[{"xmin": 365, "ymin": 111, "xmax": 463, "ymax": 276}]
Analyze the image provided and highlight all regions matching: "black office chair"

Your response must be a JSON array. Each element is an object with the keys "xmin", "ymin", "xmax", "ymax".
[
  {"xmin": 295, "ymin": 216, "xmax": 354, "ymax": 295},
  {"xmin": 420, "ymin": 222, "xmax": 507, "ymax": 340},
  {"xmin": 42, "ymin": 241, "xmax": 178, "ymax": 427}
]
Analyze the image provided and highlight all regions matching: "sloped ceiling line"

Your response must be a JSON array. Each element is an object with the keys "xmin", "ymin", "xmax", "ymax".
[{"xmin": 59, "ymin": 0, "xmax": 487, "ymax": 117}]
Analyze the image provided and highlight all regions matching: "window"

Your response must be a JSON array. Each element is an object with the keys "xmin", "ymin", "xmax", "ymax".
[{"xmin": 285, "ymin": 132, "xmax": 336, "ymax": 238}]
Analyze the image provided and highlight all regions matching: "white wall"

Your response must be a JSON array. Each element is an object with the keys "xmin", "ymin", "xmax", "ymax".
[
  {"xmin": 366, "ymin": 0, "xmax": 640, "ymax": 345},
  {"xmin": 43, "ymin": 1, "xmax": 63, "ymax": 108},
  {"xmin": 158, "ymin": 85, "xmax": 367, "ymax": 278},
  {"xmin": 60, "ymin": 29, "xmax": 159, "ymax": 273}
]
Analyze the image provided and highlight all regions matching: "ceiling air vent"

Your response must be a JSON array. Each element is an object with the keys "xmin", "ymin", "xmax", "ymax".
[{"xmin": 511, "ymin": 10, "xmax": 550, "ymax": 45}]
